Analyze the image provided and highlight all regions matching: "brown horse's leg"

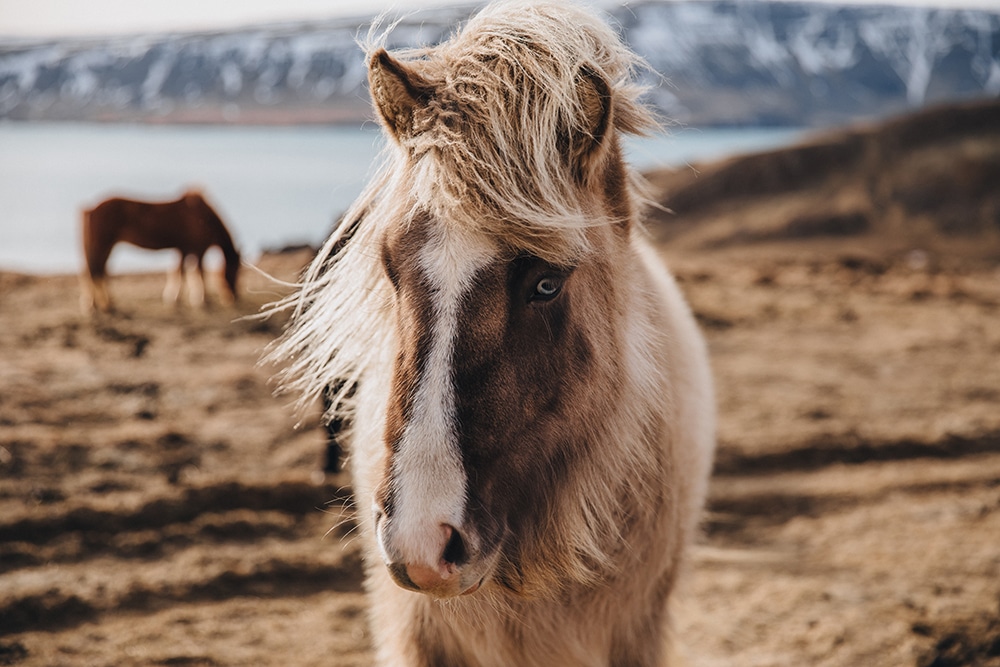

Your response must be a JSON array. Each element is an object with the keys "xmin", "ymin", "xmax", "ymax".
[
  {"xmin": 187, "ymin": 254, "xmax": 206, "ymax": 308},
  {"xmin": 79, "ymin": 273, "xmax": 96, "ymax": 313},
  {"xmin": 81, "ymin": 213, "xmax": 114, "ymax": 313},
  {"xmin": 93, "ymin": 277, "xmax": 112, "ymax": 313},
  {"xmin": 80, "ymin": 268, "xmax": 112, "ymax": 313},
  {"xmin": 163, "ymin": 252, "xmax": 184, "ymax": 306},
  {"xmin": 218, "ymin": 284, "xmax": 236, "ymax": 307},
  {"xmin": 218, "ymin": 259, "xmax": 237, "ymax": 307}
]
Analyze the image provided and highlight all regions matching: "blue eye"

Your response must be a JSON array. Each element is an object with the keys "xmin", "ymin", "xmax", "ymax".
[{"xmin": 532, "ymin": 276, "xmax": 563, "ymax": 301}]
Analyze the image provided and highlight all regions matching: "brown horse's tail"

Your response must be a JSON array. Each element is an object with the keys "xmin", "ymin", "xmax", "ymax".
[
  {"xmin": 81, "ymin": 208, "xmax": 96, "ymax": 277},
  {"xmin": 79, "ymin": 206, "xmax": 115, "ymax": 313},
  {"xmin": 80, "ymin": 208, "xmax": 97, "ymax": 312},
  {"xmin": 81, "ymin": 206, "xmax": 112, "ymax": 278}
]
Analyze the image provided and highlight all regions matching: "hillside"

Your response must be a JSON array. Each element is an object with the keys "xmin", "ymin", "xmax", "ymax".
[{"xmin": 645, "ymin": 97, "xmax": 1000, "ymax": 264}]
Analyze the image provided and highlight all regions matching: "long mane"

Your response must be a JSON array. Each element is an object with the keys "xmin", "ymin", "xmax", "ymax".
[
  {"xmin": 374, "ymin": 0, "xmax": 657, "ymax": 255},
  {"xmin": 268, "ymin": 0, "xmax": 658, "ymax": 419}
]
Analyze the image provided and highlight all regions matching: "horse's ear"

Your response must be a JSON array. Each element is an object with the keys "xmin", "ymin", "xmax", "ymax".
[
  {"xmin": 369, "ymin": 49, "xmax": 433, "ymax": 142},
  {"xmin": 570, "ymin": 66, "xmax": 613, "ymax": 179}
]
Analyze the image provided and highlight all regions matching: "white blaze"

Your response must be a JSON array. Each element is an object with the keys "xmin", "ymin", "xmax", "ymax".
[{"xmin": 387, "ymin": 223, "xmax": 493, "ymax": 566}]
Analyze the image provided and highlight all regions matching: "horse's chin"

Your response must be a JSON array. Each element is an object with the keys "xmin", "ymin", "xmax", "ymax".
[
  {"xmin": 385, "ymin": 551, "xmax": 497, "ymax": 599},
  {"xmin": 386, "ymin": 567, "xmax": 486, "ymax": 599},
  {"xmin": 461, "ymin": 578, "xmax": 483, "ymax": 595}
]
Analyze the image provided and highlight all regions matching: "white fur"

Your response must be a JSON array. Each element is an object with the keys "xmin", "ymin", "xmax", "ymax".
[{"xmin": 380, "ymin": 224, "xmax": 495, "ymax": 566}]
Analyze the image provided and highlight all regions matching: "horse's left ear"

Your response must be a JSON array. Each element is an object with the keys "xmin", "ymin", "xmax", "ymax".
[
  {"xmin": 369, "ymin": 49, "xmax": 434, "ymax": 142},
  {"xmin": 570, "ymin": 66, "xmax": 613, "ymax": 179}
]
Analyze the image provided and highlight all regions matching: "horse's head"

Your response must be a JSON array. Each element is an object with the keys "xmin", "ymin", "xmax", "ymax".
[
  {"xmin": 222, "ymin": 250, "xmax": 241, "ymax": 301},
  {"xmin": 375, "ymin": 212, "xmax": 638, "ymax": 600},
  {"xmin": 185, "ymin": 190, "xmax": 241, "ymax": 302},
  {"xmin": 359, "ymin": 2, "xmax": 659, "ymax": 599}
]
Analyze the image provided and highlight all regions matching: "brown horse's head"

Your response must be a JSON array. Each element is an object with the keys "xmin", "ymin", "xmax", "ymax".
[
  {"xmin": 185, "ymin": 191, "xmax": 241, "ymax": 302},
  {"xmin": 222, "ymin": 250, "xmax": 240, "ymax": 302}
]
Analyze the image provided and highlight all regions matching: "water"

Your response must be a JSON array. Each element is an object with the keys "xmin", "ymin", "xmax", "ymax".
[{"xmin": 0, "ymin": 122, "xmax": 802, "ymax": 274}]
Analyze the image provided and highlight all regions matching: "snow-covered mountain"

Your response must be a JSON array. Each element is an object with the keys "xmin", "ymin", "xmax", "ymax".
[
  {"xmin": 1, "ymin": 1, "xmax": 997, "ymax": 127},
  {"xmin": 619, "ymin": 1, "xmax": 1000, "ymax": 125}
]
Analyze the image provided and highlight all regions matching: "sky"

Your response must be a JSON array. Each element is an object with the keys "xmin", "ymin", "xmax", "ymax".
[
  {"xmin": 0, "ymin": 0, "xmax": 997, "ymax": 38},
  {"xmin": 0, "ymin": 0, "xmax": 477, "ymax": 38}
]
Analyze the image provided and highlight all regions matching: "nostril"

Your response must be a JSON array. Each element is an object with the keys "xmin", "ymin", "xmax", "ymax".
[{"xmin": 442, "ymin": 525, "xmax": 467, "ymax": 566}]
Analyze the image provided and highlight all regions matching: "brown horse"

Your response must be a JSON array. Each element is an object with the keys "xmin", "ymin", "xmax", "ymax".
[
  {"xmin": 81, "ymin": 190, "xmax": 240, "ymax": 312},
  {"xmin": 270, "ymin": 1, "xmax": 715, "ymax": 665}
]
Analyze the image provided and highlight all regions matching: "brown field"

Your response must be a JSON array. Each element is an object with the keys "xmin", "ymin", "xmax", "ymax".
[{"xmin": 3, "ymin": 102, "xmax": 1000, "ymax": 666}]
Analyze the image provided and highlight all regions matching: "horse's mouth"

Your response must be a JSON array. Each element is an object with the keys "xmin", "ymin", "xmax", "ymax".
[
  {"xmin": 461, "ymin": 577, "xmax": 484, "ymax": 596},
  {"xmin": 386, "ymin": 562, "xmax": 487, "ymax": 598}
]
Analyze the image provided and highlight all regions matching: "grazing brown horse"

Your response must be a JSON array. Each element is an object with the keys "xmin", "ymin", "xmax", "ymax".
[
  {"xmin": 270, "ymin": 1, "xmax": 715, "ymax": 665},
  {"xmin": 81, "ymin": 190, "xmax": 240, "ymax": 312}
]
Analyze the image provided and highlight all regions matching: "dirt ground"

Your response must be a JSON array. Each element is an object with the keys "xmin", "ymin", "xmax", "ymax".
[{"xmin": 1, "ymin": 241, "xmax": 999, "ymax": 666}]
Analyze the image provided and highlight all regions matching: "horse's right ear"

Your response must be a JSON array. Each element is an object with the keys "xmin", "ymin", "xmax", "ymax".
[{"xmin": 369, "ymin": 49, "xmax": 433, "ymax": 142}]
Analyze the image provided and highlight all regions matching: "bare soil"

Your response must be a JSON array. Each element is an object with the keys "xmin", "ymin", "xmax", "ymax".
[
  {"xmin": 3, "ymin": 98, "xmax": 1000, "ymax": 667},
  {"xmin": 2, "ymin": 239, "xmax": 998, "ymax": 666}
]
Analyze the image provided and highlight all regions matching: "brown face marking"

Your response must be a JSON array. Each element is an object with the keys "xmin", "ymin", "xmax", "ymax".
[
  {"xmin": 450, "ymin": 244, "xmax": 626, "ymax": 566},
  {"xmin": 377, "ymin": 208, "xmax": 631, "ymax": 586}
]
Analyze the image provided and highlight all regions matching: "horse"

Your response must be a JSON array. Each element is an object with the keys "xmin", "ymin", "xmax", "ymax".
[
  {"xmin": 80, "ymin": 190, "xmax": 240, "ymax": 312},
  {"xmin": 270, "ymin": 1, "xmax": 715, "ymax": 664}
]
